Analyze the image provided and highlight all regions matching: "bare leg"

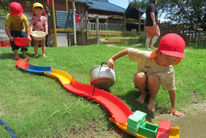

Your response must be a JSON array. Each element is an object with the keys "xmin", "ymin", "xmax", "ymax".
[
  {"xmin": 150, "ymin": 36, "xmax": 158, "ymax": 49},
  {"xmin": 40, "ymin": 39, "xmax": 47, "ymax": 57},
  {"xmin": 34, "ymin": 40, "xmax": 39, "ymax": 57},
  {"xmin": 147, "ymin": 75, "xmax": 160, "ymax": 111},
  {"xmin": 13, "ymin": 49, "xmax": 19, "ymax": 60},
  {"xmin": 22, "ymin": 50, "xmax": 27, "ymax": 58},
  {"xmin": 145, "ymin": 37, "xmax": 151, "ymax": 49},
  {"xmin": 134, "ymin": 72, "xmax": 147, "ymax": 104}
]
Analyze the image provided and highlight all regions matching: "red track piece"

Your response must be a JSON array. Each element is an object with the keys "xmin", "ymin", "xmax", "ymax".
[
  {"xmin": 16, "ymin": 58, "xmax": 30, "ymax": 69},
  {"xmin": 93, "ymin": 88, "xmax": 133, "ymax": 125},
  {"xmin": 156, "ymin": 120, "xmax": 172, "ymax": 138},
  {"xmin": 63, "ymin": 82, "xmax": 133, "ymax": 125},
  {"xmin": 63, "ymin": 81, "xmax": 95, "ymax": 99}
]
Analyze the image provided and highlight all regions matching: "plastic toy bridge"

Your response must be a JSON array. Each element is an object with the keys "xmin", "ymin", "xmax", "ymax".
[{"xmin": 16, "ymin": 58, "xmax": 180, "ymax": 138}]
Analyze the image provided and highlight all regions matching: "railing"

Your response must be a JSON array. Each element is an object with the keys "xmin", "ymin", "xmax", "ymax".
[
  {"xmin": 88, "ymin": 22, "xmax": 124, "ymax": 31},
  {"xmin": 159, "ymin": 23, "xmax": 206, "ymax": 46}
]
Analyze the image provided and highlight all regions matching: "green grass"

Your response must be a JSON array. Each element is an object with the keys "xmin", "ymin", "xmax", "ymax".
[{"xmin": 0, "ymin": 45, "xmax": 206, "ymax": 137}]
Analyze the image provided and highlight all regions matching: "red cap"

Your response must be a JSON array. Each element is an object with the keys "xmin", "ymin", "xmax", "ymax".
[
  {"xmin": 9, "ymin": 2, "xmax": 23, "ymax": 17},
  {"xmin": 150, "ymin": 33, "xmax": 185, "ymax": 59}
]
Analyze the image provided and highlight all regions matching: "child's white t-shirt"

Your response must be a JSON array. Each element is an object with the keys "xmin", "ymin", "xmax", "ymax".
[{"xmin": 128, "ymin": 48, "xmax": 175, "ymax": 91}]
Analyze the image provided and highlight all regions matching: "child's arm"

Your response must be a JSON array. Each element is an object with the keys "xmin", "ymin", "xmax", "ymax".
[
  {"xmin": 169, "ymin": 90, "xmax": 185, "ymax": 117},
  {"xmin": 25, "ymin": 24, "xmax": 31, "ymax": 41},
  {"xmin": 44, "ymin": 18, "xmax": 48, "ymax": 35},
  {"xmin": 45, "ymin": 23, "xmax": 48, "ymax": 35},
  {"xmin": 107, "ymin": 48, "xmax": 128, "ymax": 69},
  {"xmin": 5, "ymin": 26, "xmax": 13, "ymax": 41}
]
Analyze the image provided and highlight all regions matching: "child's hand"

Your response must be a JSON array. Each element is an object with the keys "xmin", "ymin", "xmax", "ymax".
[
  {"xmin": 9, "ymin": 36, "xmax": 14, "ymax": 41},
  {"xmin": 27, "ymin": 36, "xmax": 31, "ymax": 41},
  {"xmin": 45, "ymin": 31, "xmax": 48, "ymax": 35},
  {"xmin": 170, "ymin": 107, "xmax": 184, "ymax": 117},
  {"xmin": 107, "ymin": 58, "xmax": 114, "ymax": 69}
]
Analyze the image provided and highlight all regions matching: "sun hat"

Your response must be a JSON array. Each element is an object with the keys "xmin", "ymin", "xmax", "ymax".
[
  {"xmin": 9, "ymin": 2, "xmax": 23, "ymax": 17},
  {"xmin": 33, "ymin": 2, "xmax": 45, "ymax": 16},
  {"xmin": 150, "ymin": 33, "xmax": 185, "ymax": 58},
  {"xmin": 33, "ymin": 2, "xmax": 44, "ymax": 9},
  {"xmin": 150, "ymin": 33, "xmax": 185, "ymax": 65}
]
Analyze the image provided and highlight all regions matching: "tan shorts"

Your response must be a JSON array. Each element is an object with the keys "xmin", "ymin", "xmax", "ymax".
[{"xmin": 145, "ymin": 26, "xmax": 160, "ymax": 38}]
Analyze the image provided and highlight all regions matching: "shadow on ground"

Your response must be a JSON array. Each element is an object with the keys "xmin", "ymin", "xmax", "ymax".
[
  {"xmin": 117, "ymin": 90, "xmax": 154, "ymax": 122},
  {"xmin": 0, "ymin": 53, "xmax": 35, "ymax": 60}
]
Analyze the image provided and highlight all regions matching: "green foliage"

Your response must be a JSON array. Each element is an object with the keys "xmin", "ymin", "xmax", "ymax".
[
  {"xmin": 158, "ymin": 0, "xmax": 206, "ymax": 30},
  {"xmin": 128, "ymin": 0, "xmax": 148, "ymax": 12},
  {"xmin": 0, "ymin": 0, "xmax": 9, "ymax": 15},
  {"xmin": 125, "ymin": 0, "xmax": 148, "ymax": 18}
]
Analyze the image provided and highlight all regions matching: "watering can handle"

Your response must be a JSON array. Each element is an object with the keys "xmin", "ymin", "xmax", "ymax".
[{"xmin": 101, "ymin": 62, "xmax": 108, "ymax": 67}]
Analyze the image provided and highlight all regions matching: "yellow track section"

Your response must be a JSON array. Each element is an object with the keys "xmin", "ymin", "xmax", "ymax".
[{"xmin": 44, "ymin": 69, "xmax": 74, "ymax": 85}]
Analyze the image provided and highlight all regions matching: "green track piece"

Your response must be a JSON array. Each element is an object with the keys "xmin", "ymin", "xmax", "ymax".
[
  {"xmin": 127, "ymin": 110, "xmax": 147, "ymax": 134},
  {"xmin": 138, "ymin": 122, "xmax": 159, "ymax": 138}
]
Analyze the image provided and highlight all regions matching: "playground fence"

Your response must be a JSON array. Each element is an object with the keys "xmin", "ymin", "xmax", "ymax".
[
  {"xmin": 159, "ymin": 23, "xmax": 206, "ymax": 46},
  {"xmin": 88, "ymin": 22, "xmax": 124, "ymax": 31}
]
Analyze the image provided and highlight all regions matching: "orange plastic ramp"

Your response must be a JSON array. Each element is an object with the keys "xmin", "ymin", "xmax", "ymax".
[{"xmin": 93, "ymin": 88, "xmax": 133, "ymax": 125}]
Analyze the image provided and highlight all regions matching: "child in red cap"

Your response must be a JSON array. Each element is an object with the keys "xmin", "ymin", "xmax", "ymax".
[
  {"xmin": 107, "ymin": 33, "xmax": 185, "ymax": 117},
  {"xmin": 5, "ymin": 2, "xmax": 31, "ymax": 60}
]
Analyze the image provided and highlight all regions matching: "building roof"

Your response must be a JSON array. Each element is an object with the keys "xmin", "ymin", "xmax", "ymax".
[{"xmin": 77, "ymin": 0, "xmax": 125, "ymax": 13}]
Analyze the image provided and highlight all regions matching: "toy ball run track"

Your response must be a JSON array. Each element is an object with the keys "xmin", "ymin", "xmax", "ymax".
[{"xmin": 16, "ymin": 58, "xmax": 180, "ymax": 138}]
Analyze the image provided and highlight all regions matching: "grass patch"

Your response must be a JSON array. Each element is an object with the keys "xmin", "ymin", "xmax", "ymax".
[{"xmin": 0, "ymin": 45, "xmax": 205, "ymax": 137}]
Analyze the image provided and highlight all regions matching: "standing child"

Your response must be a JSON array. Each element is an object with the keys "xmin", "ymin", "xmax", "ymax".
[
  {"xmin": 30, "ymin": 2, "xmax": 48, "ymax": 57},
  {"xmin": 107, "ymin": 33, "xmax": 185, "ymax": 117},
  {"xmin": 5, "ymin": 2, "xmax": 31, "ymax": 60}
]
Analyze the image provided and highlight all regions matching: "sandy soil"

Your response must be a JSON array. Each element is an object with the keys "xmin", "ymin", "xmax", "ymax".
[{"xmin": 68, "ymin": 100, "xmax": 206, "ymax": 138}]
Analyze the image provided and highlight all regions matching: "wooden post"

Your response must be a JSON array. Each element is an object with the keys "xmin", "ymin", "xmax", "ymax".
[
  {"xmin": 86, "ymin": 11, "xmax": 89, "ymax": 40},
  {"xmin": 123, "ymin": 15, "xmax": 126, "ymax": 31},
  {"xmin": 65, "ymin": 0, "xmax": 70, "ymax": 46},
  {"xmin": 65, "ymin": 0, "xmax": 69, "ymax": 11},
  {"xmin": 138, "ymin": 13, "xmax": 141, "ymax": 32},
  {"xmin": 72, "ymin": 0, "xmax": 77, "ymax": 46},
  {"xmin": 52, "ymin": 0, "xmax": 58, "ymax": 47},
  {"xmin": 96, "ymin": 16, "xmax": 100, "ymax": 44}
]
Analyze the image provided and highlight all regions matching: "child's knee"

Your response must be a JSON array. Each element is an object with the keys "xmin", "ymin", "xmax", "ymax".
[
  {"xmin": 134, "ymin": 72, "xmax": 146, "ymax": 84},
  {"xmin": 148, "ymin": 75, "xmax": 160, "ymax": 86}
]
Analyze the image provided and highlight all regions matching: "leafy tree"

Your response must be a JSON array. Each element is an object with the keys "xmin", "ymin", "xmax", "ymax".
[
  {"xmin": 0, "ymin": 0, "xmax": 9, "ymax": 15},
  {"xmin": 158, "ymin": 0, "xmax": 206, "ymax": 30},
  {"xmin": 125, "ymin": 0, "xmax": 147, "ymax": 19}
]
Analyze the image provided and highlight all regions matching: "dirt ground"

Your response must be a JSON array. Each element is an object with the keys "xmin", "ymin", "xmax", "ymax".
[
  {"xmin": 150, "ymin": 100, "xmax": 206, "ymax": 138},
  {"xmin": 69, "ymin": 100, "xmax": 206, "ymax": 138}
]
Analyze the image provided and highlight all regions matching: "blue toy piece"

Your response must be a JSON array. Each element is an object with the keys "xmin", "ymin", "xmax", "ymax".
[
  {"xmin": 25, "ymin": 64, "xmax": 51, "ymax": 74},
  {"xmin": 0, "ymin": 120, "xmax": 17, "ymax": 138}
]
